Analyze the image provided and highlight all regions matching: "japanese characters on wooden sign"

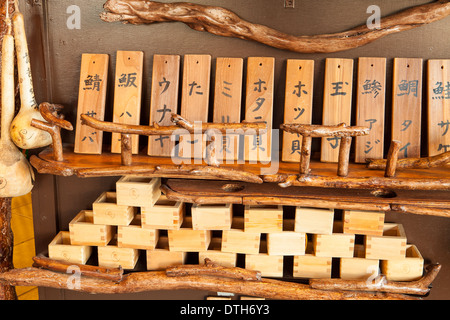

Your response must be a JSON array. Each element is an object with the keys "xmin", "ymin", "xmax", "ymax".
[
  {"xmin": 74, "ymin": 54, "xmax": 109, "ymax": 154},
  {"xmin": 282, "ymin": 59, "xmax": 314, "ymax": 163},
  {"xmin": 355, "ymin": 57, "xmax": 386, "ymax": 163},
  {"xmin": 148, "ymin": 54, "xmax": 181, "ymax": 157},
  {"xmin": 392, "ymin": 58, "xmax": 423, "ymax": 159},
  {"xmin": 111, "ymin": 51, "xmax": 144, "ymax": 154},
  {"xmin": 178, "ymin": 55, "xmax": 212, "ymax": 159},
  {"xmin": 244, "ymin": 57, "xmax": 275, "ymax": 163},
  {"xmin": 321, "ymin": 58, "xmax": 354, "ymax": 163},
  {"xmin": 213, "ymin": 57, "xmax": 244, "ymax": 162},
  {"xmin": 428, "ymin": 59, "xmax": 450, "ymax": 156}
]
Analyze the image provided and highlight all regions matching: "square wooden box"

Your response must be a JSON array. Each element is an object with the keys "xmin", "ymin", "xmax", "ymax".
[
  {"xmin": 141, "ymin": 195, "xmax": 184, "ymax": 230},
  {"xmin": 244, "ymin": 205, "xmax": 283, "ymax": 233},
  {"xmin": 295, "ymin": 207, "xmax": 334, "ymax": 234},
  {"xmin": 313, "ymin": 223, "xmax": 355, "ymax": 258},
  {"xmin": 365, "ymin": 223, "xmax": 407, "ymax": 260},
  {"xmin": 199, "ymin": 238, "xmax": 237, "ymax": 268},
  {"xmin": 340, "ymin": 244, "xmax": 380, "ymax": 280},
  {"xmin": 146, "ymin": 236, "xmax": 187, "ymax": 270},
  {"xmin": 69, "ymin": 210, "xmax": 114, "ymax": 246},
  {"xmin": 267, "ymin": 219, "xmax": 306, "ymax": 256},
  {"xmin": 245, "ymin": 253, "xmax": 283, "ymax": 278},
  {"xmin": 167, "ymin": 217, "xmax": 211, "ymax": 252},
  {"xmin": 116, "ymin": 176, "xmax": 161, "ymax": 208},
  {"xmin": 380, "ymin": 244, "xmax": 424, "ymax": 281},
  {"xmin": 293, "ymin": 243, "xmax": 332, "ymax": 279},
  {"xmin": 97, "ymin": 237, "xmax": 139, "ymax": 269},
  {"xmin": 118, "ymin": 215, "xmax": 159, "ymax": 250},
  {"xmin": 343, "ymin": 210, "xmax": 385, "ymax": 236},
  {"xmin": 92, "ymin": 192, "xmax": 136, "ymax": 226},
  {"xmin": 191, "ymin": 203, "xmax": 232, "ymax": 230},
  {"xmin": 221, "ymin": 217, "xmax": 261, "ymax": 254},
  {"xmin": 48, "ymin": 231, "xmax": 92, "ymax": 264}
]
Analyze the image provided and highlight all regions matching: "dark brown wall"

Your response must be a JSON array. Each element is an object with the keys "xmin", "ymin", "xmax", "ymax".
[{"xmin": 25, "ymin": 0, "xmax": 450, "ymax": 300}]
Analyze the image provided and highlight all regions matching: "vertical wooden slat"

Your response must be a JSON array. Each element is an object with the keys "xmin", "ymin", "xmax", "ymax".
[
  {"xmin": 392, "ymin": 58, "xmax": 423, "ymax": 159},
  {"xmin": 321, "ymin": 58, "xmax": 354, "ymax": 163},
  {"xmin": 427, "ymin": 59, "xmax": 450, "ymax": 156},
  {"xmin": 74, "ymin": 54, "xmax": 109, "ymax": 154},
  {"xmin": 148, "ymin": 54, "xmax": 181, "ymax": 157},
  {"xmin": 111, "ymin": 51, "xmax": 144, "ymax": 154},
  {"xmin": 282, "ymin": 59, "xmax": 314, "ymax": 163},
  {"xmin": 355, "ymin": 57, "xmax": 386, "ymax": 163},
  {"xmin": 244, "ymin": 57, "xmax": 275, "ymax": 163},
  {"xmin": 213, "ymin": 57, "xmax": 244, "ymax": 162},
  {"xmin": 178, "ymin": 55, "xmax": 211, "ymax": 160}
]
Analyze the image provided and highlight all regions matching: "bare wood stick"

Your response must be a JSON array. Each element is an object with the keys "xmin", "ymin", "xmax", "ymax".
[
  {"xmin": 299, "ymin": 136, "xmax": 312, "ymax": 174},
  {"xmin": 120, "ymin": 133, "xmax": 132, "ymax": 166},
  {"xmin": 309, "ymin": 264, "xmax": 441, "ymax": 296},
  {"xmin": 281, "ymin": 123, "xmax": 370, "ymax": 137},
  {"xmin": 368, "ymin": 150, "xmax": 450, "ymax": 170},
  {"xmin": 29, "ymin": 155, "xmax": 74, "ymax": 177},
  {"xmin": 0, "ymin": 267, "xmax": 417, "ymax": 300},
  {"xmin": 38, "ymin": 102, "xmax": 73, "ymax": 131},
  {"xmin": 385, "ymin": 140, "xmax": 402, "ymax": 177},
  {"xmin": 390, "ymin": 204, "xmax": 450, "ymax": 218},
  {"xmin": 166, "ymin": 258, "xmax": 261, "ymax": 281},
  {"xmin": 100, "ymin": 0, "xmax": 450, "ymax": 54},
  {"xmin": 32, "ymin": 255, "xmax": 123, "ymax": 282},
  {"xmin": 205, "ymin": 135, "xmax": 220, "ymax": 167},
  {"xmin": 338, "ymin": 136, "xmax": 352, "ymax": 177},
  {"xmin": 161, "ymin": 183, "xmax": 243, "ymax": 205}
]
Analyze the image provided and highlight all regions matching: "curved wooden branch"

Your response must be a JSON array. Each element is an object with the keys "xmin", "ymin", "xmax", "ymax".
[
  {"xmin": 280, "ymin": 123, "xmax": 370, "ymax": 137},
  {"xmin": 100, "ymin": 0, "xmax": 450, "ymax": 54},
  {"xmin": 309, "ymin": 264, "xmax": 441, "ymax": 296},
  {"xmin": 0, "ymin": 267, "xmax": 417, "ymax": 300},
  {"xmin": 368, "ymin": 151, "xmax": 450, "ymax": 170}
]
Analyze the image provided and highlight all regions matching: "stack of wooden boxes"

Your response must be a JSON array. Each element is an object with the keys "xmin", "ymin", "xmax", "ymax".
[{"xmin": 48, "ymin": 176, "xmax": 424, "ymax": 282}]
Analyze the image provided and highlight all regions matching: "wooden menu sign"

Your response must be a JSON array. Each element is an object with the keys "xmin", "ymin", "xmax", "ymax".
[
  {"xmin": 354, "ymin": 57, "xmax": 387, "ymax": 163},
  {"xmin": 74, "ymin": 54, "xmax": 109, "ymax": 154},
  {"xmin": 148, "ymin": 54, "xmax": 181, "ymax": 157},
  {"xmin": 321, "ymin": 58, "xmax": 354, "ymax": 163},
  {"xmin": 392, "ymin": 58, "xmax": 423, "ymax": 159},
  {"xmin": 178, "ymin": 55, "xmax": 211, "ymax": 159},
  {"xmin": 213, "ymin": 57, "xmax": 244, "ymax": 162},
  {"xmin": 427, "ymin": 59, "xmax": 450, "ymax": 156},
  {"xmin": 111, "ymin": 51, "xmax": 144, "ymax": 154},
  {"xmin": 244, "ymin": 57, "xmax": 275, "ymax": 163},
  {"xmin": 282, "ymin": 59, "xmax": 314, "ymax": 163}
]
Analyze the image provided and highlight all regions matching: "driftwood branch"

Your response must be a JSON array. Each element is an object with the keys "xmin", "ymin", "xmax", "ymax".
[
  {"xmin": 100, "ymin": 0, "xmax": 450, "ymax": 54},
  {"xmin": 32, "ymin": 255, "xmax": 123, "ymax": 282},
  {"xmin": 309, "ymin": 264, "xmax": 441, "ymax": 296},
  {"xmin": 280, "ymin": 123, "xmax": 370, "ymax": 138},
  {"xmin": 166, "ymin": 258, "xmax": 261, "ymax": 281},
  {"xmin": 368, "ymin": 151, "xmax": 450, "ymax": 170}
]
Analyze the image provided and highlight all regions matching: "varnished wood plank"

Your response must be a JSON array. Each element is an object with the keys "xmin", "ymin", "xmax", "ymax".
[
  {"xmin": 392, "ymin": 58, "xmax": 423, "ymax": 159},
  {"xmin": 74, "ymin": 54, "xmax": 109, "ymax": 154},
  {"xmin": 282, "ymin": 59, "xmax": 314, "ymax": 162},
  {"xmin": 148, "ymin": 55, "xmax": 181, "ymax": 157},
  {"xmin": 321, "ymin": 58, "xmax": 354, "ymax": 163},
  {"xmin": 355, "ymin": 57, "xmax": 386, "ymax": 163},
  {"xmin": 111, "ymin": 51, "xmax": 144, "ymax": 154},
  {"xmin": 427, "ymin": 59, "xmax": 450, "ymax": 156}
]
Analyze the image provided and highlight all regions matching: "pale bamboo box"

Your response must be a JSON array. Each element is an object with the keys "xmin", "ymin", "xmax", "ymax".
[
  {"xmin": 48, "ymin": 231, "xmax": 92, "ymax": 265},
  {"xmin": 116, "ymin": 176, "xmax": 161, "ymax": 208},
  {"xmin": 266, "ymin": 219, "xmax": 306, "ymax": 256},
  {"xmin": 380, "ymin": 244, "xmax": 424, "ymax": 281},
  {"xmin": 191, "ymin": 203, "xmax": 232, "ymax": 230},
  {"xmin": 294, "ymin": 207, "xmax": 334, "ymax": 234},
  {"xmin": 313, "ymin": 223, "xmax": 355, "ymax": 258},
  {"xmin": 245, "ymin": 253, "xmax": 284, "ymax": 278},
  {"xmin": 117, "ymin": 215, "xmax": 159, "ymax": 250},
  {"xmin": 146, "ymin": 236, "xmax": 187, "ymax": 270},
  {"xmin": 244, "ymin": 204, "xmax": 283, "ymax": 233},
  {"xmin": 340, "ymin": 244, "xmax": 380, "ymax": 280},
  {"xmin": 198, "ymin": 237, "xmax": 237, "ymax": 268},
  {"xmin": 221, "ymin": 217, "xmax": 261, "ymax": 254},
  {"xmin": 365, "ymin": 223, "xmax": 407, "ymax": 260},
  {"xmin": 69, "ymin": 210, "xmax": 114, "ymax": 246},
  {"xmin": 92, "ymin": 191, "xmax": 136, "ymax": 226},
  {"xmin": 343, "ymin": 210, "xmax": 385, "ymax": 236},
  {"xmin": 141, "ymin": 195, "xmax": 184, "ymax": 230},
  {"xmin": 97, "ymin": 236, "xmax": 139, "ymax": 269},
  {"xmin": 167, "ymin": 216, "xmax": 212, "ymax": 252},
  {"xmin": 293, "ymin": 243, "xmax": 332, "ymax": 279}
]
